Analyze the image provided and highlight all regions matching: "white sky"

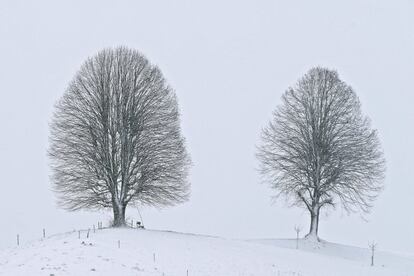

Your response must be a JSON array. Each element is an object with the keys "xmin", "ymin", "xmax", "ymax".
[{"xmin": 0, "ymin": 0, "xmax": 413, "ymax": 253}]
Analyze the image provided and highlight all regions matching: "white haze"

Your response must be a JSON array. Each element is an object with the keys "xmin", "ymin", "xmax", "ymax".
[{"xmin": 0, "ymin": 0, "xmax": 413, "ymax": 253}]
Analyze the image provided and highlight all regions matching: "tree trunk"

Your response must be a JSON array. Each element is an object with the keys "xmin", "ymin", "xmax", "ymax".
[
  {"xmin": 306, "ymin": 207, "xmax": 320, "ymax": 241},
  {"xmin": 112, "ymin": 202, "xmax": 126, "ymax": 227}
]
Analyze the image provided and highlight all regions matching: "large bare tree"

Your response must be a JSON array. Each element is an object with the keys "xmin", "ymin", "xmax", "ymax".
[
  {"xmin": 49, "ymin": 47, "xmax": 191, "ymax": 226},
  {"xmin": 257, "ymin": 67, "xmax": 385, "ymax": 240}
]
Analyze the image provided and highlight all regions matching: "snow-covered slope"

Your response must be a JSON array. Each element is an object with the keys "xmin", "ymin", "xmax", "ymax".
[{"xmin": 0, "ymin": 228, "xmax": 412, "ymax": 276}]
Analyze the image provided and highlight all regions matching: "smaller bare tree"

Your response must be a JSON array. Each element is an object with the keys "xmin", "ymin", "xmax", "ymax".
[
  {"xmin": 369, "ymin": 241, "xmax": 378, "ymax": 266},
  {"xmin": 294, "ymin": 225, "xmax": 302, "ymax": 249},
  {"xmin": 257, "ymin": 67, "xmax": 385, "ymax": 240}
]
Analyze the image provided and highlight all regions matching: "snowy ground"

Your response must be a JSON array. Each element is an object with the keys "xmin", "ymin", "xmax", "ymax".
[{"xmin": 0, "ymin": 228, "xmax": 413, "ymax": 276}]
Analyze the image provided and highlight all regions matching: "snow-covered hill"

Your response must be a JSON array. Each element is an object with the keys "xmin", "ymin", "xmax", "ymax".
[{"xmin": 0, "ymin": 228, "xmax": 412, "ymax": 276}]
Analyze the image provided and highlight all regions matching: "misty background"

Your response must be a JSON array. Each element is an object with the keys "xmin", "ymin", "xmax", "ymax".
[{"xmin": 0, "ymin": 0, "xmax": 413, "ymax": 253}]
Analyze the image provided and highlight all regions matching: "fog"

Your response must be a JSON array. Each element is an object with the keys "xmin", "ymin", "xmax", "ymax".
[{"xmin": 0, "ymin": 0, "xmax": 413, "ymax": 253}]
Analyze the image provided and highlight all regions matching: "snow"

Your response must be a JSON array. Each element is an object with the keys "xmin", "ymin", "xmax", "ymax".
[{"xmin": 0, "ymin": 228, "xmax": 413, "ymax": 276}]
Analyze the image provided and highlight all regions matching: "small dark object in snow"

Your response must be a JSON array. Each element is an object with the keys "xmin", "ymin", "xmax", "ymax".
[{"xmin": 136, "ymin": 221, "xmax": 145, "ymax": 229}]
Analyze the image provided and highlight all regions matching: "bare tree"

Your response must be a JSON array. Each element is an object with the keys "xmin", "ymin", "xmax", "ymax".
[
  {"xmin": 49, "ymin": 47, "xmax": 191, "ymax": 226},
  {"xmin": 294, "ymin": 225, "xmax": 302, "ymax": 249},
  {"xmin": 257, "ymin": 67, "xmax": 385, "ymax": 240},
  {"xmin": 369, "ymin": 241, "xmax": 377, "ymax": 266}
]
